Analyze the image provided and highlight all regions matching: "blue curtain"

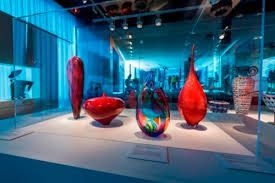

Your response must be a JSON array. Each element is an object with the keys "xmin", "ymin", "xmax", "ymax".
[
  {"xmin": 0, "ymin": 0, "xmax": 76, "ymax": 107},
  {"xmin": 76, "ymin": 25, "xmax": 111, "ymax": 97},
  {"xmin": 0, "ymin": 0, "xmax": 76, "ymax": 42}
]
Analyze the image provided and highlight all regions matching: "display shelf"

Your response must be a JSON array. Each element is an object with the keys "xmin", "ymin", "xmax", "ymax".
[{"xmin": 0, "ymin": 109, "xmax": 274, "ymax": 182}]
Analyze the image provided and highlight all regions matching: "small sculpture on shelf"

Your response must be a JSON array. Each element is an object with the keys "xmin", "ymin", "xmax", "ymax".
[
  {"xmin": 262, "ymin": 94, "xmax": 275, "ymax": 124},
  {"xmin": 178, "ymin": 44, "xmax": 207, "ymax": 127},
  {"xmin": 208, "ymin": 100, "xmax": 230, "ymax": 113},
  {"xmin": 232, "ymin": 77, "xmax": 255, "ymax": 115},
  {"xmin": 67, "ymin": 56, "xmax": 84, "ymax": 119},
  {"xmin": 124, "ymin": 74, "xmax": 139, "ymax": 108},
  {"xmin": 83, "ymin": 93, "xmax": 125, "ymax": 125},
  {"xmin": 136, "ymin": 72, "xmax": 170, "ymax": 137},
  {"xmin": 126, "ymin": 90, "xmax": 137, "ymax": 108}
]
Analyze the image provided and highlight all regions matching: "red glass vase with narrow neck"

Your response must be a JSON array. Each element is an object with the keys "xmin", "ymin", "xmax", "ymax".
[{"xmin": 178, "ymin": 45, "xmax": 207, "ymax": 126}]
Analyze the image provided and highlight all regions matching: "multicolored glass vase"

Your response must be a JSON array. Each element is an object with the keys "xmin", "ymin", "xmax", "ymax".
[
  {"xmin": 136, "ymin": 73, "xmax": 170, "ymax": 137},
  {"xmin": 67, "ymin": 56, "xmax": 84, "ymax": 119},
  {"xmin": 178, "ymin": 45, "xmax": 207, "ymax": 126}
]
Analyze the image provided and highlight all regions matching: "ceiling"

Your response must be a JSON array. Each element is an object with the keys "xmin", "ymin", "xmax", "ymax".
[
  {"xmin": 54, "ymin": 0, "xmax": 206, "ymax": 26},
  {"xmin": 54, "ymin": 0, "xmax": 275, "ymax": 24},
  {"xmin": 113, "ymin": 19, "xmax": 221, "ymax": 69},
  {"xmin": 54, "ymin": 0, "xmax": 275, "ymax": 70}
]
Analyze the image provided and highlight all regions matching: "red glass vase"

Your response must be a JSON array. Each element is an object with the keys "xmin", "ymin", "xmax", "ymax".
[
  {"xmin": 67, "ymin": 56, "xmax": 84, "ymax": 119},
  {"xmin": 83, "ymin": 93, "xmax": 125, "ymax": 125},
  {"xmin": 178, "ymin": 45, "xmax": 207, "ymax": 126}
]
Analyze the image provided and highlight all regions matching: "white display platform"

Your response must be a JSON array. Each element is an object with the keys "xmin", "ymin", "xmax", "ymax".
[
  {"xmin": 27, "ymin": 110, "xmax": 253, "ymax": 156},
  {"xmin": 0, "ymin": 109, "xmax": 274, "ymax": 182}
]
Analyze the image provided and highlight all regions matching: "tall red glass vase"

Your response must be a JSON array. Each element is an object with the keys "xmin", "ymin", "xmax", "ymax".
[
  {"xmin": 67, "ymin": 56, "xmax": 84, "ymax": 119},
  {"xmin": 178, "ymin": 45, "xmax": 207, "ymax": 126}
]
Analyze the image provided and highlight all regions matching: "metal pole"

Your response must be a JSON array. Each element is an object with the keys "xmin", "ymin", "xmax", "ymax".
[{"xmin": 256, "ymin": 0, "xmax": 266, "ymax": 158}]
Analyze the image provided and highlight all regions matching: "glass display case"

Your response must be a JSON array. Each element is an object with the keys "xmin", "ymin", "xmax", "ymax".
[
  {"xmin": 0, "ymin": 7, "xmax": 75, "ymax": 132},
  {"xmin": 0, "ymin": 0, "xmax": 274, "ymax": 180}
]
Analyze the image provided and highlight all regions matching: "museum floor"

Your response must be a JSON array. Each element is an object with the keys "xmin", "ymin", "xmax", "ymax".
[{"xmin": 0, "ymin": 109, "xmax": 274, "ymax": 182}]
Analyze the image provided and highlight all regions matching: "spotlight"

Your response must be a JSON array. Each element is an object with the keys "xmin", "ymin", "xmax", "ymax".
[
  {"xmin": 129, "ymin": 46, "xmax": 133, "ymax": 49},
  {"xmin": 127, "ymin": 34, "xmax": 132, "ymax": 39},
  {"xmin": 82, "ymin": 0, "xmax": 88, "ymax": 4},
  {"xmin": 155, "ymin": 16, "xmax": 162, "ymax": 27},
  {"xmin": 122, "ymin": 19, "xmax": 128, "ymax": 30},
  {"xmin": 128, "ymin": 41, "xmax": 133, "ymax": 45},
  {"xmin": 71, "ymin": 8, "xmax": 80, "ymax": 15},
  {"xmin": 137, "ymin": 17, "xmax": 143, "ymax": 29},
  {"xmin": 109, "ymin": 22, "xmax": 115, "ymax": 31},
  {"xmin": 219, "ymin": 33, "xmax": 225, "ymax": 40}
]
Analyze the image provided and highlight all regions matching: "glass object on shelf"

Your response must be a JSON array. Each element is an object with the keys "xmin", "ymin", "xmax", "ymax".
[
  {"xmin": 262, "ymin": 94, "xmax": 275, "ymax": 124},
  {"xmin": 67, "ymin": 56, "xmax": 84, "ymax": 119},
  {"xmin": 208, "ymin": 100, "xmax": 230, "ymax": 113},
  {"xmin": 136, "ymin": 72, "xmax": 170, "ymax": 137},
  {"xmin": 178, "ymin": 45, "xmax": 207, "ymax": 126},
  {"xmin": 232, "ymin": 76, "xmax": 255, "ymax": 115},
  {"xmin": 83, "ymin": 93, "xmax": 125, "ymax": 125}
]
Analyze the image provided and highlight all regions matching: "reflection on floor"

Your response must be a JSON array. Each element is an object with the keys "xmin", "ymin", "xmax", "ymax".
[
  {"xmin": 207, "ymin": 112, "xmax": 257, "ymax": 154},
  {"xmin": 0, "ymin": 109, "xmax": 274, "ymax": 182},
  {"xmin": 0, "ymin": 107, "xmax": 70, "ymax": 132}
]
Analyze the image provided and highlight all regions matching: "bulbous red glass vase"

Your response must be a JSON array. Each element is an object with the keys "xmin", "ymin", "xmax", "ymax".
[
  {"xmin": 83, "ymin": 93, "xmax": 125, "ymax": 125},
  {"xmin": 67, "ymin": 56, "xmax": 84, "ymax": 119},
  {"xmin": 178, "ymin": 45, "xmax": 207, "ymax": 126}
]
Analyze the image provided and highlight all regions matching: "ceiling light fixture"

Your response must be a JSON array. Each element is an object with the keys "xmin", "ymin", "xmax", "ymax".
[
  {"xmin": 128, "ymin": 41, "xmax": 133, "ymax": 45},
  {"xmin": 122, "ymin": 19, "xmax": 128, "ymax": 30},
  {"xmin": 109, "ymin": 21, "xmax": 115, "ymax": 31},
  {"xmin": 82, "ymin": 0, "xmax": 88, "ymax": 4},
  {"xmin": 129, "ymin": 46, "xmax": 133, "ymax": 49},
  {"xmin": 155, "ymin": 15, "xmax": 162, "ymax": 27},
  {"xmin": 127, "ymin": 34, "xmax": 132, "ymax": 39},
  {"xmin": 137, "ymin": 17, "xmax": 143, "ymax": 29},
  {"xmin": 219, "ymin": 33, "xmax": 225, "ymax": 40}
]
